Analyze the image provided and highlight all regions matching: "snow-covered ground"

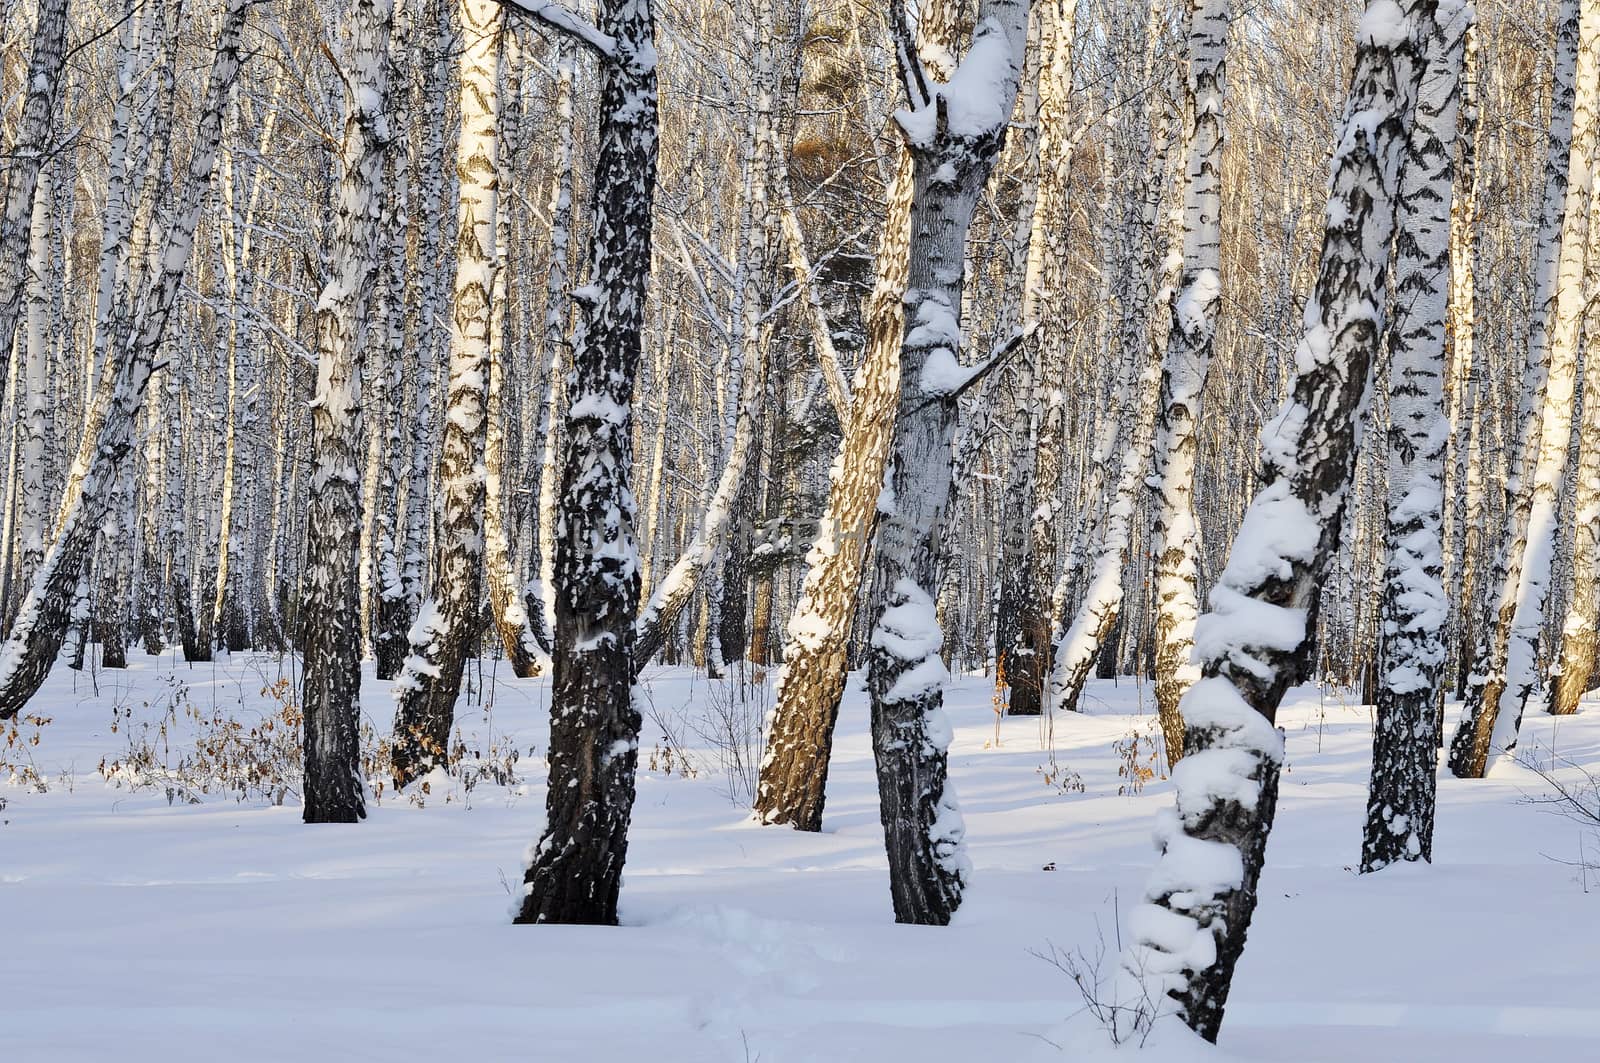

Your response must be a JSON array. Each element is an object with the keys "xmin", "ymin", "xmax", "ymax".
[{"xmin": 3, "ymin": 651, "xmax": 1597, "ymax": 1061}]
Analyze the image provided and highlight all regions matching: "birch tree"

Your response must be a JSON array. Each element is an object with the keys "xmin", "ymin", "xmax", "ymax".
[
  {"xmin": 860, "ymin": 0, "xmax": 1029, "ymax": 925},
  {"xmin": 301, "ymin": 0, "xmax": 394, "ymax": 824},
  {"xmin": 0, "ymin": 0, "xmax": 69, "ymax": 391},
  {"xmin": 1550, "ymin": 172, "xmax": 1600, "ymax": 716},
  {"xmin": 1148, "ymin": 0, "xmax": 1233, "ymax": 758},
  {"xmin": 390, "ymin": 0, "xmax": 503, "ymax": 788},
  {"xmin": 1360, "ymin": 2, "xmax": 1470, "ymax": 872},
  {"xmin": 1114, "ymin": 1, "xmax": 1441, "ymax": 1041},
  {"xmin": 511, "ymin": 0, "xmax": 659, "ymax": 926},
  {"xmin": 753, "ymin": 0, "xmax": 957, "ymax": 835},
  {"xmin": 1449, "ymin": 0, "xmax": 1598, "ymax": 777},
  {"xmin": 483, "ymin": 33, "xmax": 546, "ymax": 680}
]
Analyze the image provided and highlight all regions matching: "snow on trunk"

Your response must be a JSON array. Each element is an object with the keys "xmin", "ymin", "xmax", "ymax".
[
  {"xmin": 1115, "ymin": 1, "xmax": 1438, "ymax": 1042},
  {"xmin": 753, "ymin": 0, "xmax": 960, "ymax": 835},
  {"xmin": 863, "ymin": 0, "xmax": 1029, "ymax": 926},
  {"xmin": 1149, "ymin": 0, "xmax": 1233, "ymax": 761},
  {"xmin": 514, "ymin": 0, "xmax": 658, "ymax": 926},
  {"xmin": 0, "ymin": 0, "xmax": 69, "ymax": 390},
  {"xmin": 300, "ymin": 0, "xmax": 394, "ymax": 825},
  {"xmin": 1361, "ymin": 3, "xmax": 1471, "ymax": 872}
]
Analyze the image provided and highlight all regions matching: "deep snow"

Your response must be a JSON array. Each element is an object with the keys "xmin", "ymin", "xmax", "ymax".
[{"xmin": 3, "ymin": 650, "xmax": 1597, "ymax": 1061}]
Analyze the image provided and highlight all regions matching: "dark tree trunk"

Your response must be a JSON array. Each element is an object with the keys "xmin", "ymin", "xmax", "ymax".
[
  {"xmin": 138, "ymin": 549, "xmax": 164, "ymax": 655},
  {"xmin": 174, "ymin": 575, "xmax": 202, "ymax": 663},
  {"xmin": 718, "ymin": 465, "xmax": 756, "ymax": 664},
  {"xmin": 516, "ymin": 0, "xmax": 657, "ymax": 927}
]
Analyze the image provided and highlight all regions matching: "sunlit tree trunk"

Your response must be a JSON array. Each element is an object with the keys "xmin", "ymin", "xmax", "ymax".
[
  {"xmin": 1149, "ymin": 0, "xmax": 1233, "ymax": 760},
  {"xmin": 753, "ymin": 0, "xmax": 957, "ymax": 834},
  {"xmin": 391, "ymin": 0, "xmax": 502, "ymax": 788}
]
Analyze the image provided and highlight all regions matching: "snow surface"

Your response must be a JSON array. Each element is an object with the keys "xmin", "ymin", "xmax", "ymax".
[{"xmin": 5, "ymin": 651, "xmax": 1600, "ymax": 1061}]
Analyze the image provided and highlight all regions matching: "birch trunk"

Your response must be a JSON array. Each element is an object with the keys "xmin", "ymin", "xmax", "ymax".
[
  {"xmin": 483, "ymin": 36, "xmax": 545, "ymax": 679},
  {"xmin": 1550, "ymin": 214, "xmax": 1600, "ymax": 716},
  {"xmin": 1045, "ymin": 4, "xmax": 1183, "ymax": 718},
  {"xmin": 1361, "ymin": 5, "xmax": 1470, "ymax": 872},
  {"xmin": 301, "ymin": 0, "xmax": 393, "ymax": 824},
  {"xmin": 16, "ymin": 165, "xmax": 52, "ymax": 596},
  {"xmin": 527, "ymin": 43, "xmax": 577, "ymax": 649},
  {"xmin": 1117, "ymin": 1, "xmax": 1436, "ymax": 1041},
  {"xmin": 0, "ymin": 0, "xmax": 250, "ymax": 720},
  {"xmin": 401, "ymin": 0, "xmax": 453, "ymax": 614},
  {"xmin": 752, "ymin": 0, "xmax": 958, "ymax": 834},
  {"xmin": 862, "ymin": 0, "xmax": 1029, "ymax": 925},
  {"xmin": 514, "ymin": 0, "xmax": 658, "ymax": 926},
  {"xmin": 390, "ymin": 0, "xmax": 502, "ymax": 788},
  {"xmin": 1149, "ymin": 0, "xmax": 1233, "ymax": 760},
  {"xmin": 1445, "ymin": 24, "xmax": 1481, "ymax": 701},
  {"xmin": 0, "ymin": 0, "xmax": 69, "ymax": 389}
]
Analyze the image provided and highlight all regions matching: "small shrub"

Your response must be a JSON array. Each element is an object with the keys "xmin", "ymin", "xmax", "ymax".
[
  {"xmin": 2, "ymin": 711, "xmax": 52, "ymax": 792},
  {"xmin": 1114, "ymin": 725, "xmax": 1165, "ymax": 796}
]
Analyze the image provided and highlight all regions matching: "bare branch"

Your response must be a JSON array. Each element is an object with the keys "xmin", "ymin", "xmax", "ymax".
[{"xmin": 498, "ymin": 0, "xmax": 615, "ymax": 59}]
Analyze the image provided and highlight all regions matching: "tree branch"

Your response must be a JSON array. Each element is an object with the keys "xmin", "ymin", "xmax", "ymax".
[
  {"xmin": 498, "ymin": 0, "xmax": 616, "ymax": 59},
  {"xmin": 889, "ymin": 1, "xmax": 932, "ymax": 110}
]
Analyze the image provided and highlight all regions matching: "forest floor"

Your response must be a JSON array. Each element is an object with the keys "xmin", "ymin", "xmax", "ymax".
[{"xmin": 3, "ymin": 650, "xmax": 1598, "ymax": 1061}]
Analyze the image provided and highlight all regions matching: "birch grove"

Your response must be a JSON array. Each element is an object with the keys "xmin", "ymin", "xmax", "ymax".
[{"xmin": 2, "ymin": 0, "xmax": 1598, "ymax": 1045}]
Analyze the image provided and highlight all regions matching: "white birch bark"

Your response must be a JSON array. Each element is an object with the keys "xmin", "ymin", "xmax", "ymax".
[
  {"xmin": 1116, "ymin": 2, "xmax": 1439, "ymax": 1041},
  {"xmin": 483, "ymin": 33, "xmax": 546, "ymax": 679},
  {"xmin": 1149, "ymin": 0, "xmax": 1232, "ymax": 759},
  {"xmin": 513, "ymin": 0, "xmax": 660, "ymax": 927},
  {"xmin": 301, "ymin": 0, "xmax": 394, "ymax": 824},
  {"xmin": 1451, "ymin": 0, "xmax": 1599, "ymax": 774},
  {"xmin": 0, "ymin": 0, "xmax": 252, "ymax": 720},
  {"xmin": 1361, "ymin": 2, "xmax": 1470, "ymax": 872},
  {"xmin": 753, "ymin": 0, "xmax": 960, "ymax": 834},
  {"xmin": 0, "ymin": 0, "xmax": 69, "ymax": 390},
  {"xmin": 391, "ymin": 0, "xmax": 503, "ymax": 787},
  {"xmin": 863, "ymin": 0, "xmax": 1030, "ymax": 926}
]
